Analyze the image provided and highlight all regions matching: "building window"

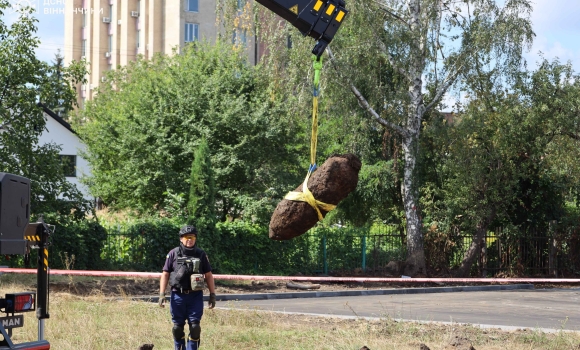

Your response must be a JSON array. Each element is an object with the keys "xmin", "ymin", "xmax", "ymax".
[
  {"xmin": 60, "ymin": 155, "xmax": 77, "ymax": 177},
  {"xmin": 108, "ymin": 35, "xmax": 112, "ymax": 52},
  {"xmin": 137, "ymin": 30, "xmax": 140, "ymax": 48},
  {"xmin": 110, "ymin": 4, "xmax": 114, "ymax": 22},
  {"xmin": 187, "ymin": 0, "xmax": 198, "ymax": 12},
  {"xmin": 81, "ymin": 40, "xmax": 87, "ymax": 56},
  {"xmin": 185, "ymin": 23, "xmax": 199, "ymax": 43}
]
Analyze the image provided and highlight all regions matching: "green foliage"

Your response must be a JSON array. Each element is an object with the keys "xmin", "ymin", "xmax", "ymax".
[
  {"xmin": 188, "ymin": 137, "xmax": 217, "ymax": 230},
  {"xmin": 210, "ymin": 221, "xmax": 269, "ymax": 273},
  {"xmin": 39, "ymin": 49, "xmax": 76, "ymax": 119},
  {"xmin": 0, "ymin": 215, "xmax": 108, "ymax": 270},
  {"xmin": 258, "ymin": 0, "xmax": 535, "ymax": 274},
  {"xmin": 327, "ymin": 161, "xmax": 402, "ymax": 227},
  {"xmin": 98, "ymin": 218, "xmax": 289, "ymax": 274},
  {"xmin": 95, "ymin": 216, "xmax": 408, "ymax": 275},
  {"xmin": 76, "ymin": 41, "xmax": 303, "ymax": 220},
  {"xmin": 103, "ymin": 219, "xmax": 181, "ymax": 271},
  {"xmin": 48, "ymin": 215, "xmax": 108, "ymax": 270},
  {"xmin": 445, "ymin": 60, "xmax": 579, "ymax": 229},
  {"xmin": 415, "ymin": 59, "xmax": 580, "ymax": 274},
  {"xmin": 0, "ymin": 2, "xmax": 89, "ymax": 218},
  {"xmin": 161, "ymin": 189, "xmax": 188, "ymax": 222}
]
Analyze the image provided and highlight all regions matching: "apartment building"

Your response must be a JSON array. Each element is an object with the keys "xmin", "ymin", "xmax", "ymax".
[{"xmin": 64, "ymin": 0, "xmax": 257, "ymax": 107}]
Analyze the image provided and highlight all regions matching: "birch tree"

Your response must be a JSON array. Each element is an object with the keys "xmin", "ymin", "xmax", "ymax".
[{"xmin": 324, "ymin": 0, "xmax": 534, "ymax": 274}]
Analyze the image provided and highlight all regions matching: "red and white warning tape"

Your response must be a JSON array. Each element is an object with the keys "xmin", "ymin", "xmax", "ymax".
[{"xmin": 0, "ymin": 268, "xmax": 579, "ymax": 283}]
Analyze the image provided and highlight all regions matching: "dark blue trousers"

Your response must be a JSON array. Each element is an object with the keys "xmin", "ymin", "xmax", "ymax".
[{"xmin": 170, "ymin": 290, "xmax": 204, "ymax": 350}]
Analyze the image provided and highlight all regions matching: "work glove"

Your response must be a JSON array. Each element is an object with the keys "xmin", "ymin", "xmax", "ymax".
[
  {"xmin": 159, "ymin": 293, "xmax": 166, "ymax": 308},
  {"xmin": 208, "ymin": 293, "xmax": 216, "ymax": 309}
]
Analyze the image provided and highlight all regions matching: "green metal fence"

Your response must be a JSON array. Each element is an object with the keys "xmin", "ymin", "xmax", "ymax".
[
  {"xmin": 100, "ymin": 223, "xmax": 577, "ymax": 276},
  {"xmin": 308, "ymin": 226, "xmax": 406, "ymax": 274},
  {"xmin": 100, "ymin": 224, "xmax": 406, "ymax": 275},
  {"xmin": 102, "ymin": 224, "xmax": 146, "ymax": 270},
  {"xmin": 451, "ymin": 229, "xmax": 570, "ymax": 277}
]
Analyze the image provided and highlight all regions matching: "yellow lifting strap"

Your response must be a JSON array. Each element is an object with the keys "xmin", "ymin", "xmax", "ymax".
[{"xmin": 284, "ymin": 55, "xmax": 337, "ymax": 221}]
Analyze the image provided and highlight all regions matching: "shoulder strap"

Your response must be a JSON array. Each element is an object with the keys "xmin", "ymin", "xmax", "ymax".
[
  {"xmin": 176, "ymin": 246, "xmax": 182, "ymax": 255},
  {"xmin": 172, "ymin": 246, "xmax": 182, "ymax": 258}
]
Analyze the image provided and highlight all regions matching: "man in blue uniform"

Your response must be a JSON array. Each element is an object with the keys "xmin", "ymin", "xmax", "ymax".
[{"xmin": 159, "ymin": 225, "xmax": 216, "ymax": 350}]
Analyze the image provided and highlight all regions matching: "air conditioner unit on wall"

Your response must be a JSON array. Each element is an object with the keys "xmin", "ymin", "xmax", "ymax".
[
  {"xmin": 102, "ymin": 17, "xmax": 111, "ymax": 23},
  {"xmin": 131, "ymin": 11, "xmax": 139, "ymax": 17},
  {"xmin": 105, "ymin": 52, "xmax": 111, "ymax": 58},
  {"xmin": 101, "ymin": 76, "xmax": 107, "ymax": 83}
]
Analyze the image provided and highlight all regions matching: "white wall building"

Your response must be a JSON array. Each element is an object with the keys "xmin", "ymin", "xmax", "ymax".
[{"xmin": 37, "ymin": 104, "xmax": 93, "ymax": 200}]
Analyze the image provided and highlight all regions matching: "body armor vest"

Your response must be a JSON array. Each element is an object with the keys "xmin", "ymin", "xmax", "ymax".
[{"xmin": 169, "ymin": 247, "xmax": 205, "ymax": 291}]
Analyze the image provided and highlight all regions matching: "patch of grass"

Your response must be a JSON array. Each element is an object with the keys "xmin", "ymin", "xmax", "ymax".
[
  {"xmin": 4, "ymin": 296, "xmax": 580, "ymax": 349},
  {"xmin": 1, "ymin": 277, "xmax": 579, "ymax": 349}
]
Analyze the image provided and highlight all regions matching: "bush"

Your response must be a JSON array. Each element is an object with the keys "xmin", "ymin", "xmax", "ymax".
[
  {"xmin": 49, "ymin": 216, "xmax": 108, "ymax": 270},
  {"xmin": 210, "ymin": 221, "xmax": 302, "ymax": 275},
  {"xmin": 99, "ymin": 218, "xmax": 323, "ymax": 275},
  {"xmin": 0, "ymin": 216, "xmax": 108, "ymax": 270},
  {"xmin": 101, "ymin": 219, "xmax": 180, "ymax": 271}
]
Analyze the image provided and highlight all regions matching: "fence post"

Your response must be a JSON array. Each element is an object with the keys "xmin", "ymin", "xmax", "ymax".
[
  {"xmin": 482, "ymin": 236, "xmax": 487, "ymax": 278},
  {"xmin": 549, "ymin": 237, "xmax": 558, "ymax": 277},
  {"xmin": 323, "ymin": 234, "xmax": 327, "ymax": 275},
  {"xmin": 549, "ymin": 220, "xmax": 557, "ymax": 277},
  {"xmin": 116, "ymin": 224, "xmax": 121, "ymax": 262},
  {"xmin": 362, "ymin": 234, "xmax": 366, "ymax": 273},
  {"xmin": 497, "ymin": 228, "xmax": 503, "ymax": 273}
]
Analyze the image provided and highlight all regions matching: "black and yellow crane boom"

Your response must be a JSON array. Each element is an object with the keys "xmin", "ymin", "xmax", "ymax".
[{"xmin": 255, "ymin": 0, "xmax": 348, "ymax": 57}]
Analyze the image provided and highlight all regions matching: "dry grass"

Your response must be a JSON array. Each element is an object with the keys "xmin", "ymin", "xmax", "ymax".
[{"xmin": 1, "ymin": 277, "xmax": 579, "ymax": 349}]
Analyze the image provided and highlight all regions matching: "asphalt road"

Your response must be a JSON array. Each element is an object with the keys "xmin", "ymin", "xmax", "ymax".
[{"xmin": 222, "ymin": 287, "xmax": 580, "ymax": 332}]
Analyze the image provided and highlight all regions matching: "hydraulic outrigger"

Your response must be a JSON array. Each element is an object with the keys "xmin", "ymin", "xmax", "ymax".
[{"xmin": 0, "ymin": 173, "xmax": 51, "ymax": 349}]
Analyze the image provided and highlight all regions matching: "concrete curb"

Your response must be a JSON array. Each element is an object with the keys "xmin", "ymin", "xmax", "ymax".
[
  {"xmin": 224, "ymin": 309, "xmax": 576, "ymax": 334},
  {"xmin": 140, "ymin": 284, "xmax": 534, "ymax": 303}
]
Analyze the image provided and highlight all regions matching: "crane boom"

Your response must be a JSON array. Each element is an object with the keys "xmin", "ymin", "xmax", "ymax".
[{"xmin": 255, "ymin": 0, "xmax": 348, "ymax": 57}]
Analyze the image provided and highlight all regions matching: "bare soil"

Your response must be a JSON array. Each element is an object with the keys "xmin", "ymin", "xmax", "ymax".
[
  {"xmin": 49, "ymin": 277, "xmax": 429, "ymax": 297},
  {"xmin": 46, "ymin": 276, "xmax": 577, "ymax": 297}
]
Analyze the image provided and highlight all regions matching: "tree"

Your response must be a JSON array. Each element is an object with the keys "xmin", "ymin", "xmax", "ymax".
[
  {"xmin": 0, "ymin": 1, "xmax": 89, "ymax": 218},
  {"xmin": 320, "ymin": 0, "xmax": 534, "ymax": 275},
  {"xmin": 327, "ymin": 160, "xmax": 402, "ymax": 227},
  {"xmin": 40, "ymin": 49, "xmax": 71, "ymax": 118},
  {"xmin": 77, "ymin": 41, "xmax": 303, "ymax": 218},
  {"xmin": 432, "ymin": 59, "xmax": 580, "ymax": 276},
  {"xmin": 188, "ymin": 137, "xmax": 216, "ymax": 230}
]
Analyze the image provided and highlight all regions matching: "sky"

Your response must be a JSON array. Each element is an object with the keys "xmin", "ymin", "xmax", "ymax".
[{"xmin": 2, "ymin": 0, "xmax": 580, "ymax": 71}]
